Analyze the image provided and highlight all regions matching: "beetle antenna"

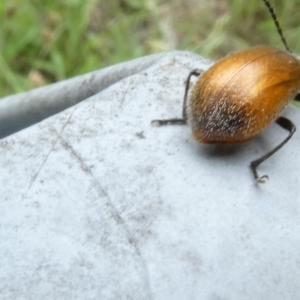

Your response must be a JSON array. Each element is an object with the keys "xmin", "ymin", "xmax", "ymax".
[{"xmin": 261, "ymin": 0, "xmax": 291, "ymax": 53}]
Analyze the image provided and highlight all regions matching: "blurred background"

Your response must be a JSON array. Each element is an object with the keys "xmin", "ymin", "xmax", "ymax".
[{"xmin": 1, "ymin": 0, "xmax": 300, "ymax": 99}]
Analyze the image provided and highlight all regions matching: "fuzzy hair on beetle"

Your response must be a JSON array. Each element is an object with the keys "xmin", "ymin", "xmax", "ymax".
[{"xmin": 152, "ymin": 0, "xmax": 300, "ymax": 183}]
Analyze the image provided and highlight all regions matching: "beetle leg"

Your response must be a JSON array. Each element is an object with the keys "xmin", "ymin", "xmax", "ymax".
[
  {"xmin": 250, "ymin": 116, "xmax": 296, "ymax": 183},
  {"xmin": 182, "ymin": 69, "xmax": 202, "ymax": 120},
  {"xmin": 294, "ymin": 93, "xmax": 300, "ymax": 101},
  {"xmin": 151, "ymin": 69, "xmax": 202, "ymax": 127}
]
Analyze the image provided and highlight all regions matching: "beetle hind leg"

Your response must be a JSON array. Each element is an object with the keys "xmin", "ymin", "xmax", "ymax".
[
  {"xmin": 294, "ymin": 93, "xmax": 300, "ymax": 101},
  {"xmin": 250, "ymin": 116, "xmax": 296, "ymax": 183},
  {"xmin": 151, "ymin": 69, "xmax": 202, "ymax": 127},
  {"xmin": 151, "ymin": 118, "xmax": 186, "ymax": 126}
]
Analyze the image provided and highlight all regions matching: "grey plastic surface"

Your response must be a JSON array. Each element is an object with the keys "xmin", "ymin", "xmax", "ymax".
[
  {"xmin": 1, "ymin": 50, "xmax": 300, "ymax": 300},
  {"xmin": 0, "ymin": 52, "xmax": 166, "ymax": 139}
]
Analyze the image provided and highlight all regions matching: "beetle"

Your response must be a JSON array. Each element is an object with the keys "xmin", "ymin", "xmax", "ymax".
[{"xmin": 152, "ymin": 0, "xmax": 300, "ymax": 183}]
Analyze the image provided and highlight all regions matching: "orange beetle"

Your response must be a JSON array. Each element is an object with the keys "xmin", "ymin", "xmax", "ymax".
[{"xmin": 152, "ymin": 0, "xmax": 300, "ymax": 183}]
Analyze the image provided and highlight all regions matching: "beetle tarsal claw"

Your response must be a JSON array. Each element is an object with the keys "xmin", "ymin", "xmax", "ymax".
[
  {"xmin": 151, "ymin": 120, "xmax": 162, "ymax": 127},
  {"xmin": 256, "ymin": 175, "xmax": 269, "ymax": 184}
]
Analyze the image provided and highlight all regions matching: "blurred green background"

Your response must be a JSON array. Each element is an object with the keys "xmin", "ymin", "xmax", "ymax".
[{"xmin": 1, "ymin": 0, "xmax": 300, "ymax": 99}]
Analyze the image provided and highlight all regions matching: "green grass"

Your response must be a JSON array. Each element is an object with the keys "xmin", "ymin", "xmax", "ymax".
[{"xmin": 1, "ymin": 0, "xmax": 300, "ymax": 105}]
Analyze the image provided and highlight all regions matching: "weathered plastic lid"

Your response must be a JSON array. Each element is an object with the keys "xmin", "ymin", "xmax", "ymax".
[{"xmin": 1, "ymin": 51, "xmax": 300, "ymax": 299}]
